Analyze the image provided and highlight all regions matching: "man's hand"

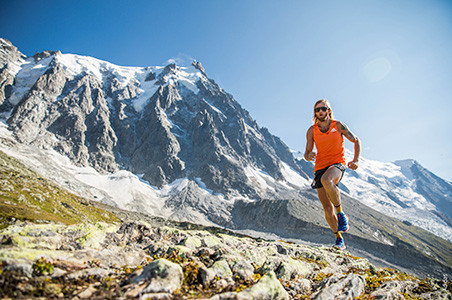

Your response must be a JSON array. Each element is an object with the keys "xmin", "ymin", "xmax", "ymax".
[
  {"xmin": 305, "ymin": 151, "xmax": 316, "ymax": 161},
  {"xmin": 347, "ymin": 161, "xmax": 358, "ymax": 170}
]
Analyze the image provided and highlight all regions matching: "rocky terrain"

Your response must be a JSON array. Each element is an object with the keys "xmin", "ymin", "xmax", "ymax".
[
  {"xmin": 0, "ymin": 148, "xmax": 451, "ymax": 299},
  {"xmin": 2, "ymin": 216, "xmax": 451, "ymax": 299}
]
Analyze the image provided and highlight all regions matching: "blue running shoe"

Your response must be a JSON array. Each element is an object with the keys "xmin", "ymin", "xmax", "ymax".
[
  {"xmin": 337, "ymin": 212, "xmax": 349, "ymax": 232},
  {"xmin": 333, "ymin": 237, "xmax": 346, "ymax": 250}
]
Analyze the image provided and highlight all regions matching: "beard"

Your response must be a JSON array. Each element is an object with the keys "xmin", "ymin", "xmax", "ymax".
[{"xmin": 317, "ymin": 115, "xmax": 328, "ymax": 122}]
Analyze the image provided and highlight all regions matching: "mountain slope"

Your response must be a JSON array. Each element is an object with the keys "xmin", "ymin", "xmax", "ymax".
[{"xmin": 0, "ymin": 149, "xmax": 119, "ymax": 227}]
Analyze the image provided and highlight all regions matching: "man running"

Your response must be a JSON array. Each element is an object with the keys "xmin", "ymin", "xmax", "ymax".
[{"xmin": 304, "ymin": 99, "xmax": 361, "ymax": 250}]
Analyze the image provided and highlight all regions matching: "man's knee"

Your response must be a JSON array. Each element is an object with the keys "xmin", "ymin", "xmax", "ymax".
[
  {"xmin": 321, "ymin": 167, "xmax": 342, "ymax": 187},
  {"xmin": 321, "ymin": 175, "xmax": 335, "ymax": 188}
]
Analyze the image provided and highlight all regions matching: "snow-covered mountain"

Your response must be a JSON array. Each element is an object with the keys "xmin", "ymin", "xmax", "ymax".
[
  {"xmin": 0, "ymin": 37, "xmax": 310, "ymax": 226},
  {"xmin": 1, "ymin": 38, "xmax": 451, "ymax": 278}
]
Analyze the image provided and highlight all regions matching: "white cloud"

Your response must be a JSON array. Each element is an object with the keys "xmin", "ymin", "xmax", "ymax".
[{"xmin": 166, "ymin": 53, "xmax": 195, "ymax": 67}]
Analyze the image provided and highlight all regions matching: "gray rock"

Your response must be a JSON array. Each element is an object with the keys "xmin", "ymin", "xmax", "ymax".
[
  {"xmin": 260, "ymin": 255, "xmax": 283, "ymax": 274},
  {"xmin": 192, "ymin": 60, "xmax": 207, "ymax": 77},
  {"xmin": 2, "ymin": 259, "xmax": 33, "ymax": 277},
  {"xmin": 209, "ymin": 271, "xmax": 290, "ymax": 299},
  {"xmin": 51, "ymin": 267, "xmax": 67, "ymax": 278},
  {"xmin": 209, "ymin": 259, "xmax": 233, "ymax": 280},
  {"xmin": 66, "ymin": 267, "xmax": 110, "ymax": 280},
  {"xmin": 0, "ymin": 38, "xmax": 25, "ymax": 66},
  {"xmin": 0, "ymin": 66, "xmax": 15, "ymax": 108},
  {"xmin": 130, "ymin": 258, "xmax": 183, "ymax": 294},
  {"xmin": 77, "ymin": 285, "xmax": 97, "ymax": 299},
  {"xmin": 288, "ymin": 278, "xmax": 312, "ymax": 296},
  {"xmin": 275, "ymin": 257, "xmax": 312, "ymax": 280},
  {"xmin": 140, "ymin": 293, "xmax": 173, "ymax": 300},
  {"xmin": 183, "ymin": 236, "xmax": 202, "ymax": 249},
  {"xmin": 230, "ymin": 260, "xmax": 255, "ymax": 281},
  {"xmin": 200, "ymin": 265, "xmax": 216, "ymax": 286},
  {"xmin": 208, "ymin": 292, "xmax": 249, "ymax": 300},
  {"xmin": 200, "ymin": 259, "xmax": 235, "ymax": 286},
  {"xmin": 94, "ymin": 248, "xmax": 148, "ymax": 268},
  {"xmin": 0, "ymin": 39, "xmax": 25, "ymax": 108},
  {"xmin": 313, "ymin": 273, "xmax": 366, "ymax": 300},
  {"xmin": 239, "ymin": 271, "xmax": 289, "ymax": 300}
]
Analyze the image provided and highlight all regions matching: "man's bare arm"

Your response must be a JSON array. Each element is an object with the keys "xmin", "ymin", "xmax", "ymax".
[
  {"xmin": 337, "ymin": 121, "xmax": 361, "ymax": 170},
  {"xmin": 337, "ymin": 121, "xmax": 358, "ymax": 143},
  {"xmin": 304, "ymin": 126, "xmax": 316, "ymax": 161}
]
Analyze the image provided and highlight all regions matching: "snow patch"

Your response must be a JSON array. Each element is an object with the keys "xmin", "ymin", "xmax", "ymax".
[
  {"xmin": 54, "ymin": 54, "xmax": 204, "ymax": 113},
  {"xmin": 244, "ymin": 123, "xmax": 264, "ymax": 140},
  {"xmin": 8, "ymin": 56, "xmax": 54, "ymax": 105},
  {"xmin": 56, "ymin": 53, "xmax": 144, "ymax": 88},
  {"xmin": 280, "ymin": 162, "xmax": 310, "ymax": 189},
  {"xmin": 194, "ymin": 177, "xmax": 214, "ymax": 194},
  {"xmin": 244, "ymin": 165, "xmax": 276, "ymax": 192}
]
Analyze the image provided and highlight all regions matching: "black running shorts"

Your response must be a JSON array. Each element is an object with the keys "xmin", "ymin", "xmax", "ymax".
[{"xmin": 311, "ymin": 163, "xmax": 346, "ymax": 189}]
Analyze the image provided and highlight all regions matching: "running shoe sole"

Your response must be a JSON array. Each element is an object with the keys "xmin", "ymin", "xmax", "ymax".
[
  {"xmin": 332, "ymin": 244, "xmax": 346, "ymax": 250},
  {"xmin": 333, "ymin": 237, "xmax": 346, "ymax": 250}
]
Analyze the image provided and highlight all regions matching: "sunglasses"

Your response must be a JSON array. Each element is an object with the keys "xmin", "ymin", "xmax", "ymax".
[{"xmin": 315, "ymin": 106, "xmax": 329, "ymax": 113}]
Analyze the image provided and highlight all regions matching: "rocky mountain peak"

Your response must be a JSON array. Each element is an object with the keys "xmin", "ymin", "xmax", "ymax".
[
  {"xmin": 32, "ymin": 50, "xmax": 60, "ymax": 61},
  {"xmin": 192, "ymin": 59, "xmax": 207, "ymax": 76},
  {"xmin": 0, "ymin": 39, "xmax": 26, "ymax": 110},
  {"xmin": 0, "ymin": 38, "xmax": 25, "ymax": 62},
  {"xmin": 0, "ymin": 38, "xmax": 13, "ymax": 47},
  {"xmin": 157, "ymin": 63, "xmax": 178, "ymax": 83}
]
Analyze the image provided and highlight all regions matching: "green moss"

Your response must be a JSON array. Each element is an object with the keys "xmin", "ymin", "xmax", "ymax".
[
  {"xmin": 76, "ymin": 223, "xmax": 118, "ymax": 249},
  {"xmin": 347, "ymin": 265, "xmax": 419, "ymax": 296},
  {"xmin": 203, "ymin": 234, "xmax": 221, "ymax": 248},
  {"xmin": 0, "ymin": 150, "xmax": 119, "ymax": 227},
  {"xmin": 0, "ymin": 248, "xmax": 57, "ymax": 262},
  {"xmin": 183, "ymin": 236, "xmax": 202, "ymax": 249}
]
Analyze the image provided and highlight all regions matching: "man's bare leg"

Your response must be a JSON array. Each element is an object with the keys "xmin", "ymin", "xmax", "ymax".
[
  {"xmin": 320, "ymin": 165, "xmax": 349, "ymax": 233},
  {"xmin": 316, "ymin": 187, "xmax": 338, "ymax": 232},
  {"xmin": 320, "ymin": 166, "xmax": 342, "ymax": 209},
  {"xmin": 317, "ymin": 168, "xmax": 347, "ymax": 249}
]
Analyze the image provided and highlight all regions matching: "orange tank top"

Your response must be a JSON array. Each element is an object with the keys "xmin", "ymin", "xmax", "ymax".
[{"xmin": 313, "ymin": 120, "xmax": 345, "ymax": 171}]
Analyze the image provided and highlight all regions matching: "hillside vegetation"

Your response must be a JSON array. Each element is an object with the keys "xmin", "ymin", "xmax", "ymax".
[{"xmin": 0, "ymin": 150, "xmax": 119, "ymax": 228}]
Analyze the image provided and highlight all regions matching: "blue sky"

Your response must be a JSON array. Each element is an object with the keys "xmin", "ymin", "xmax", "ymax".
[{"xmin": 1, "ymin": 0, "xmax": 452, "ymax": 180}]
